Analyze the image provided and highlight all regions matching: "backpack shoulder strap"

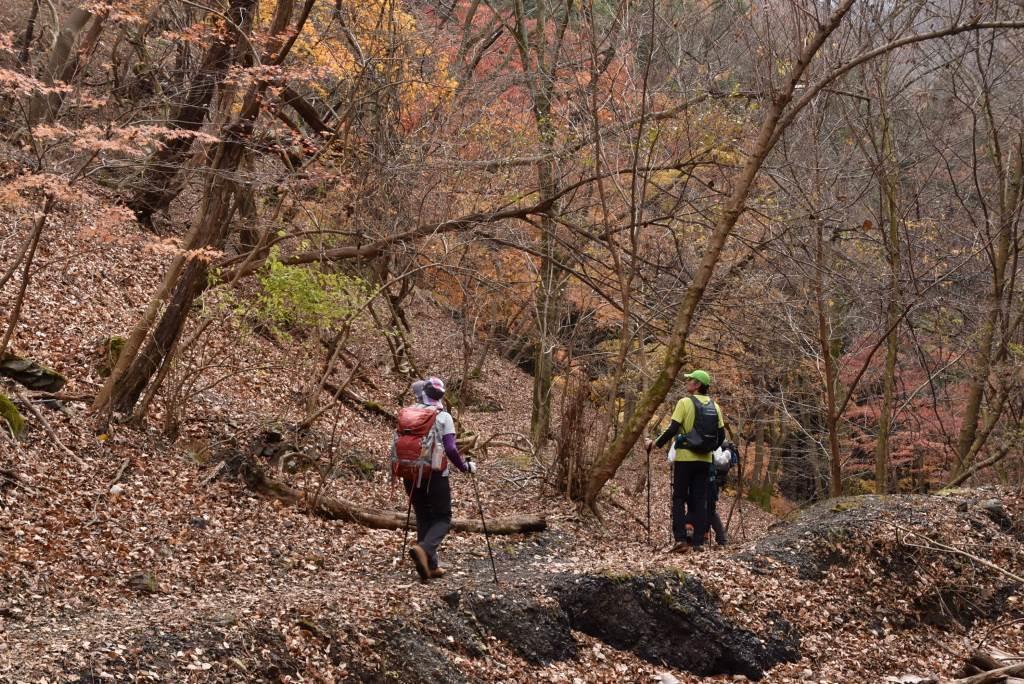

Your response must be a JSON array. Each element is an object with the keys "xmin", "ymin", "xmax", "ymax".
[
  {"xmin": 691, "ymin": 395, "xmax": 719, "ymax": 427},
  {"xmin": 690, "ymin": 395, "xmax": 712, "ymax": 412}
]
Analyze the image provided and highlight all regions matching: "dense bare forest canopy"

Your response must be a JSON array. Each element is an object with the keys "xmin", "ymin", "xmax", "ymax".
[
  {"xmin": 0, "ymin": 0, "xmax": 1021, "ymax": 510},
  {"xmin": 6, "ymin": 0, "xmax": 1022, "ymax": 501}
]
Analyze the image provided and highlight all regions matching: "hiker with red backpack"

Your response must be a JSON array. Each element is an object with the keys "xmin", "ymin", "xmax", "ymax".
[
  {"xmin": 390, "ymin": 377, "xmax": 476, "ymax": 581},
  {"xmin": 645, "ymin": 370, "xmax": 725, "ymax": 553}
]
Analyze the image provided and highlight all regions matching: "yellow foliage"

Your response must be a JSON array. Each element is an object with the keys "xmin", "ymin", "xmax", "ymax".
[{"xmin": 254, "ymin": 0, "xmax": 456, "ymax": 114}]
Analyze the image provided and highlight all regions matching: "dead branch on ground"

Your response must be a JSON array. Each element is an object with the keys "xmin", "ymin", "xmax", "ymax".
[
  {"xmin": 893, "ymin": 524, "xmax": 1024, "ymax": 584},
  {"xmin": 13, "ymin": 388, "xmax": 86, "ymax": 467},
  {"xmin": 240, "ymin": 459, "xmax": 546, "ymax": 534}
]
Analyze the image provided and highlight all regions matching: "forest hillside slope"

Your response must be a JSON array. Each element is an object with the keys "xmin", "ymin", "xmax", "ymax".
[{"xmin": 1, "ymin": 212, "xmax": 1023, "ymax": 683}]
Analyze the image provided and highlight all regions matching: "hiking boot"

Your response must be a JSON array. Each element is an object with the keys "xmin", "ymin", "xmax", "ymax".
[
  {"xmin": 670, "ymin": 541, "xmax": 692, "ymax": 554},
  {"xmin": 408, "ymin": 544, "xmax": 430, "ymax": 581},
  {"xmin": 429, "ymin": 567, "xmax": 447, "ymax": 579}
]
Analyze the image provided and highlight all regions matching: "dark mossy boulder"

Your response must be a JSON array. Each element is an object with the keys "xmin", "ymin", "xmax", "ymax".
[
  {"xmin": 0, "ymin": 353, "xmax": 66, "ymax": 392},
  {"xmin": 449, "ymin": 589, "xmax": 577, "ymax": 664},
  {"xmin": 553, "ymin": 573, "xmax": 800, "ymax": 681},
  {"xmin": 0, "ymin": 393, "xmax": 25, "ymax": 436},
  {"xmin": 346, "ymin": 618, "xmax": 472, "ymax": 684}
]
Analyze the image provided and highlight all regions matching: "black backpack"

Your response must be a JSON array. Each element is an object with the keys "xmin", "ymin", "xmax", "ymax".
[{"xmin": 674, "ymin": 396, "xmax": 721, "ymax": 454}]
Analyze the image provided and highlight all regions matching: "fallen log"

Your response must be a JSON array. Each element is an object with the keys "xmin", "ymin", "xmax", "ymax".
[
  {"xmin": 948, "ymin": 649, "xmax": 1024, "ymax": 684},
  {"xmin": 324, "ymin": 382, "xmax": 396, "ymax": 420},
  {"xmin": 240, "ymin": 460, "xmax": 546, "ymax": 535},
  {"xmin": 962, "ymin": 650, "xmax": 1008, "ymax": 676},
  {"xmin": 12, "ymin": 388, "xmax": 85, "ymax": 466},
  {"xmin": 948, "ymin": 663, "xmax": 1024, "ymax": 684},
  {"xmin": 29, "ymin": 391, "xmax": 93, "ymax": 403}
]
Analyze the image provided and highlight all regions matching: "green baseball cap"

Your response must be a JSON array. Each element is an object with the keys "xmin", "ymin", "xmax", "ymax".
[{"xmin": 684, "ymin": 369, "xmax": 711, "ymax": 386}]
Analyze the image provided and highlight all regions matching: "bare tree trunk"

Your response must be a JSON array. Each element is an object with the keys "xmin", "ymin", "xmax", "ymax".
[
  {"xmin": 875, "ymin": 96, "xmax": 901, "ymax": 494},
  {"xmin": 767, "ymin": 443, "xmax": 782, "ymax": 494},
  {"xmin": 242, "ymin": 459, "xmax": 546, "ymax": 534},
  {"xmin": 594, "ymin": 0, "xmax": 647, "ymax": 464},
  {"xmin": 553, "ymin": 368, "xmax": 589, "ymax": 499},
  {"xmin": 279, "ymin": 85, "xmax": 332, "ymax": 134},
  {"xmin": 110, "ymin": 143, "xmax": 243, "ymax": 414},
  {"xmin": 876, "ymin": 328, "xmax": 898, "ymax": 493},
  {"xmin": 55, "ymin": 10, "xmax": 108, "ymax": 84},
  {"xmin": 94, "ymin": 114, "xmax": 253, "ymax": 418},
  {"xmin": 0, "ymin": 198, "xmax": 52, "ymax": 359},
  {"xmin": 955, "ymin": 137, "xmax": 1022, "ymax": 474},
  {"xmin": 811, "ymin": 221, "xmax": 845, "ymax": 498},
  {"xmin": 91, "ymin": 239, "xmax": 195, "ymax": 415},
  {"xmin": 530, "ymin": 201, "xmax": 562, "ymax": 448},
  {"xmin": 28, "ymin": 7, "xmax": 92, "ymax": 123},
  {"xmin": 515, "ymin": 0, "xmax": 567, "ymax": 451},
  {"xmin": 17, "ymin": 0, "xmax": 40, "ymax": 65},
  {"xmin": 113, "ymin": 251, "xmax": 226, "ymax": 414},
  {"xmin": 126, "ymin": 0, "xmax": 256, "ymax": 225},
  {"xmin": 753, "ymin": 421, "xmax": 766, "ymax": 490},
  {"xmin": 946, "ymin": 446, "xmax": 1012, "ymax": 488}
]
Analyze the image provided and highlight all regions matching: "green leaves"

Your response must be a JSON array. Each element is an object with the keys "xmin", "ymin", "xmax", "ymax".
[{"xmin": 254, "ymin": 248, "xmax": 367, "ymax": 334}]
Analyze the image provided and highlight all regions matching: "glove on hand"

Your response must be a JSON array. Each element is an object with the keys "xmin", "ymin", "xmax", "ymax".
[{"xmin": 465, "ymin": 461, "xmax": 478, "ymax": 475}]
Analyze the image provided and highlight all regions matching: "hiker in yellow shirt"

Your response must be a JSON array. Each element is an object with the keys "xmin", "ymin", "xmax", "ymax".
[{"xmin": 645, "ymin": 370, "xmax": 725, "ymax": 553}]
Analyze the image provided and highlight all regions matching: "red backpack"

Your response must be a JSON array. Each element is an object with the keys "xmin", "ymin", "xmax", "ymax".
[{"xmin": 390, "ymin": 406, "xmax": 440, "ymax": 486}]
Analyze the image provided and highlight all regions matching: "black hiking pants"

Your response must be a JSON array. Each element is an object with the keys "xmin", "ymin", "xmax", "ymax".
[
  {"xmin": 404, "ymin": 471, "xmax": 452, "ymax": 569},
  {"xmin": 672, "ymin": 460, "xmax": 710, "ymax": 546},
  {"xmin": 707, "ymin": 477, "xmax": 726, "ymax": 545}
]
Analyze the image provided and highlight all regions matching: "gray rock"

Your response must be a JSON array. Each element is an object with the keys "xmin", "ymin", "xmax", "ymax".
[
  {"xmin": 0, "ymin": 353, "xmax": 66, "ymax": 392},
  {"xmin": 979, "ymin": 498, "xmax": 1012, "ymax": 530}
]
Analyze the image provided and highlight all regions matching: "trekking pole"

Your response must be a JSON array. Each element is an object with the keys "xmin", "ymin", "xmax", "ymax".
[
  {"xmin": 645, "ymin": 443, "xmax": 652, "ymax": 547},
  {"xmin": 669, "ymin": 456, "xmax": 676, "ymax": 547},
  {"xmin": 725, "ymin": 439, "xmax": 745, "ymax": 540},
  {"xmin": 737, "ymin": 441, "xmax": 748, "ymax": 541},
  {"xmin": 467, "ymin": 457, "xmax": 499, "ymax": 585},
  {"xmin": 399, "ymin": 487, "xmax": 414, "ymax": 563}
]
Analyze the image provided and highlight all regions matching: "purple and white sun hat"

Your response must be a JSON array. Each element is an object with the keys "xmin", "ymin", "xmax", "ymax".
[{"xmin": 422, "ymin": 377, "xmax": 446, "ymax": 406}]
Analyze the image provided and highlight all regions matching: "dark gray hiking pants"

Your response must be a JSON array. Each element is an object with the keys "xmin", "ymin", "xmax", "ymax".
[{"xmin": 404, "ymin": 471, "xmax": 452, "ymax": 569}]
